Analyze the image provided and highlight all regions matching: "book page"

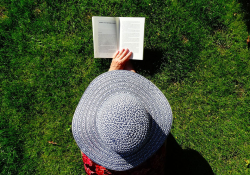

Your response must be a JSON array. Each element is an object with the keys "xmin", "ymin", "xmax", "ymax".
[
  {"xmin": 119, "ymin": 17, "xmax": 145, "ymax": 60},
  {"xmin": 92, "ymin": 17, "xmax": 118, "ymax": 58}
]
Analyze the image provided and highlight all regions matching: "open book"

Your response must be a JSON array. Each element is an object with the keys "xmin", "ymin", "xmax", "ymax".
[{"xmin": 92, "ymin": 16, "xmax": 145, "ymax": 60}]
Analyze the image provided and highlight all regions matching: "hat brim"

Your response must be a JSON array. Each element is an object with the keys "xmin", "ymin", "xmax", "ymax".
[{"xmin": 72, "ymin": 70, "xmax": 172, "ymax": 171}]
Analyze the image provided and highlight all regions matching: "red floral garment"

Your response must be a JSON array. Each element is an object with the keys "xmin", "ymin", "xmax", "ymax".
[{"xmin": 81, "ymin": 141, "xmax": 167, "ymax": 175}]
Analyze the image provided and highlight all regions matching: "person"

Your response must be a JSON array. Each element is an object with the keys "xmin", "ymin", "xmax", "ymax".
[{"xmin": 72, "ymin": 48, "xmax": 173, "ymax": 175}]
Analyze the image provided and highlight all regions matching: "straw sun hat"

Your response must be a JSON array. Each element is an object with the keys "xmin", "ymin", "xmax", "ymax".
[{"xmin": 72, "ymin": 70, "xmax": 173, "ymax": 171}]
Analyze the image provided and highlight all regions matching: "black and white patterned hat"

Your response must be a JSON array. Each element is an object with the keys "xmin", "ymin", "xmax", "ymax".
[{"xmin": 72, "ymin": 70, "xmax": 172, "ymax": 171}]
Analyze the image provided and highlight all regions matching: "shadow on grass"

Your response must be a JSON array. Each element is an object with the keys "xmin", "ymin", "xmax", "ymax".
[
  {"xmin": 238, "ymin": 0, "xmax": 250, "ymax": 50},
  {"xmin": 238, "ymin": 0, "xmax": 250, "ymax": 33},
  {"xmin": 0, "ymin": 126, "xmax": 25, "ymax": 174},
  {"xmin": 132, "ymin": 48, "xmax": 164, "ymax": 76},
  {"xmin": 165, "ymin": 133, "xmax": 214, "ymax": 175},
  {"xmin": 132, "ymin": 47, "xmax": 200, "ymax": 83},
  {"xmin": 95, "ymin": 46, "xmax": 200, "ymax": 82}
]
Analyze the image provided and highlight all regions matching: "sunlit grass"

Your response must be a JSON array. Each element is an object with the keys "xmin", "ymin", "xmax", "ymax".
[{"xmin": 1, "ymin": 0, "xmax": 249, "ymax": 174}]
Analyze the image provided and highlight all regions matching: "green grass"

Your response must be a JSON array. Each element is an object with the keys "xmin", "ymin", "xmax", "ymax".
[{"xmin": 0, "ymin": 0, "xmax": 249, "ymax": 174}]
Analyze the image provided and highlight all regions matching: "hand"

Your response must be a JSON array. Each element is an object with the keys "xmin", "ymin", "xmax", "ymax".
[{"xmin": 109, "ymin": 48, "xmax": 133, "ymax": 71}]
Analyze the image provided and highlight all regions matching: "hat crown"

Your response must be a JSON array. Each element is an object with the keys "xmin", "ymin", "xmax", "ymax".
[{"xmin": 96, "ymin": 93, "xmax": 151, "ymax": 155}]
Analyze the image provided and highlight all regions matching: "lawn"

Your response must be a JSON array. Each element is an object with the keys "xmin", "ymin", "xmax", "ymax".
[{"xmin": 0, "ymin": 0, "xmax": 249, "ymax": 174}]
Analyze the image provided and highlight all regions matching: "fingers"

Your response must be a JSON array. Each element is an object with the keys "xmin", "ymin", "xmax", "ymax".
[
  {"xmin": 121, "ymin": 51, "xmax": 132, "ymax": 62},
  {"xmin": 113, "ymin": 50, "xmax": 119, "ymax": 59},
  {"xmin": 114, "ymin": 48, "xmax": 132, "ymax": 62},
  {"xmin": 116, "ymin": 49, "xmax": 125, "ymax": 58},
  {"xmin": 118, "ymin": 48, "xmax": 129, "ymax": 59}
]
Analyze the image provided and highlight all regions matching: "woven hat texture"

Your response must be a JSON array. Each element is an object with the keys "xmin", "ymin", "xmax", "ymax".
[{"xmin": 72, "ymin": 70, "xmax": 172, "ymax": 171}]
